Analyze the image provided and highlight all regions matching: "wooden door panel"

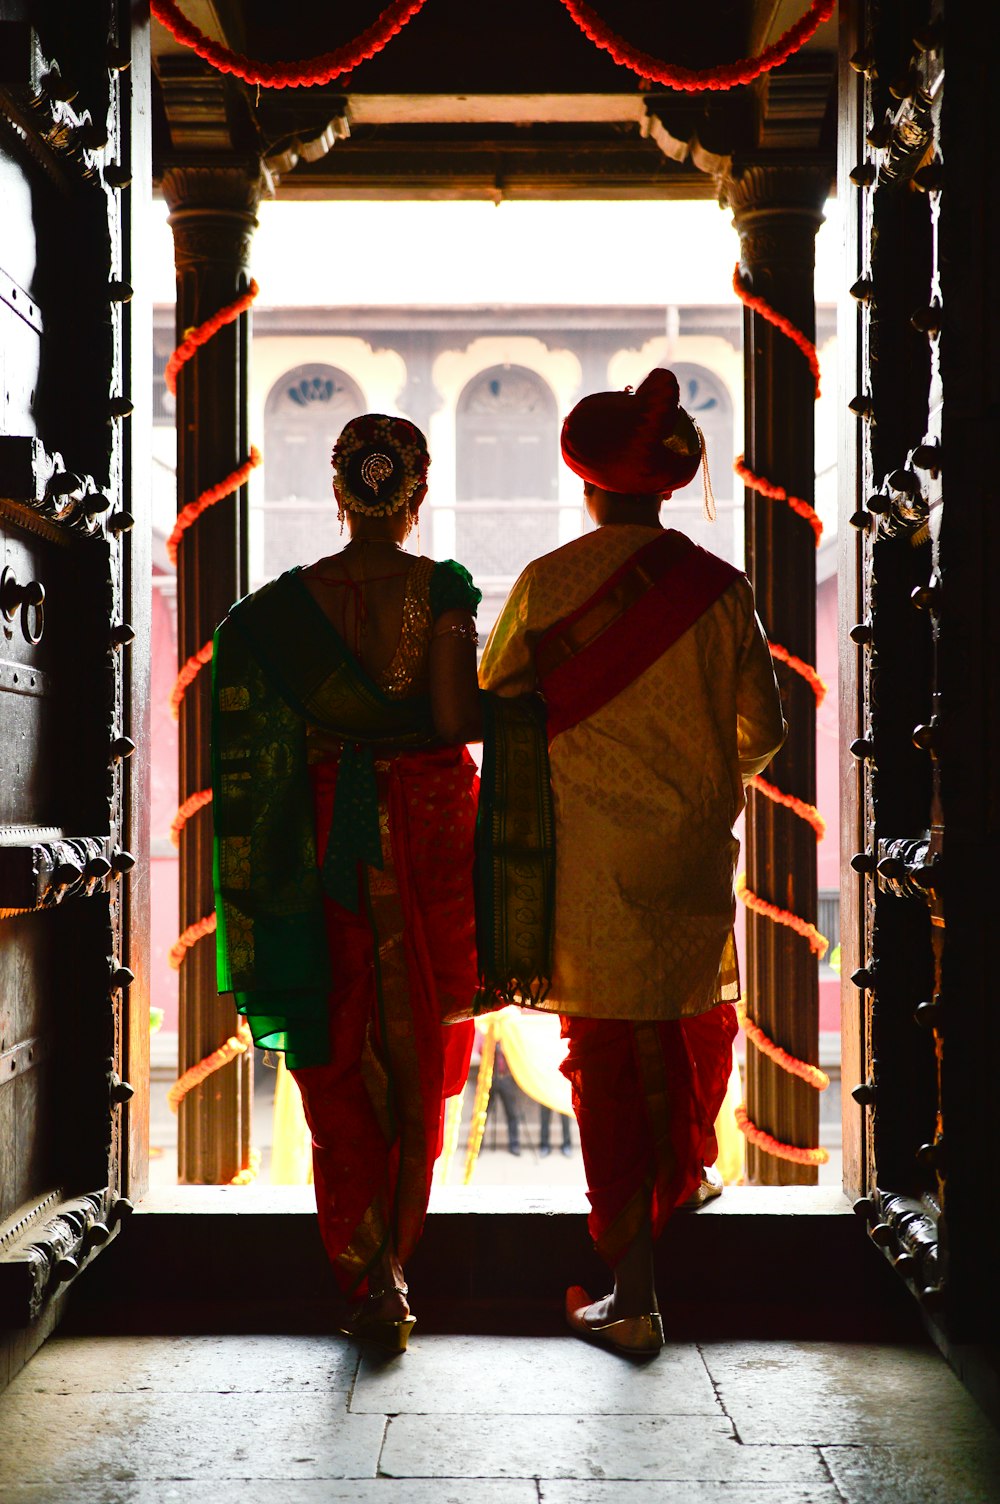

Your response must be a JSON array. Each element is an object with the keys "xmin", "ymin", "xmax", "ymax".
[{"xmin": 0, "ymin": 1, "xmax": 149, "ymax": 1357}]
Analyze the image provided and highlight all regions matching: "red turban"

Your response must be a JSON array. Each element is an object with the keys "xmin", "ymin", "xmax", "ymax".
[{"xmin": 560, "ymin": 368, "xmax": 703, "ymax": 496}]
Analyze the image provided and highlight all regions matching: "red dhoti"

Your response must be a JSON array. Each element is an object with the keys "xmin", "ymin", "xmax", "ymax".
[
  {"xmin": 291, "ymin": 744, "xmax": 476, "ymax": 1298},
  {"xmin": 559, "ymin": 1003, "xmax": 739, "ymax": 1265}
]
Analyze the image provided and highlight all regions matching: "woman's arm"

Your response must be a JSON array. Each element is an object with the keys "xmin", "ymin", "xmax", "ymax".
[{"xmin": 430, "ymin": 608, "xmax": 482, "ymax": 743}]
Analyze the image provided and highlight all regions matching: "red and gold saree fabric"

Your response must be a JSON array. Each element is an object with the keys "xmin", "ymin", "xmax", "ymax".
[{"xmin": 213, "ymin": 559, "xmax": 479, "ymax": 1296}]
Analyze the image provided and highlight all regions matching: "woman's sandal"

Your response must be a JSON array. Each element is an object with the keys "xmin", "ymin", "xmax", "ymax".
[
  {"xmin": 564, "ymin": 1285, "xmax": 664, "ymax": 1357},
  {"xmin": 340, "ymin": 1283, "xmax": 415, "ymax": 1354}
]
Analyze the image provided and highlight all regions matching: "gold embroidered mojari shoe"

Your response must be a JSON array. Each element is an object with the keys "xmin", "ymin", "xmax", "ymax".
[
  {"xmin": 679, "ymin": 1164, "xmax": 724, "ymax": 1210},
  {"xmin": 565, "ymin": 1286, "xmax": 664, "ymax": 1357},
  {"xmin": 340, "ymin": 1285, "xmax": 415, "ymax": 1354}
]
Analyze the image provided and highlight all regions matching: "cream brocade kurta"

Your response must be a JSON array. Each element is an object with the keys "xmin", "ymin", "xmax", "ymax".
[{"xmin": 478, "ymin": 524, "xmax": 787, "ymax": 1022}]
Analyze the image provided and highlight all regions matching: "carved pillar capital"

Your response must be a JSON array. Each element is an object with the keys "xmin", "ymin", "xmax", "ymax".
[
  {"xmin": 719, "ymin": 158, "xmax": 832, "ymax": 277},
  {"xmin": 161, "ymin": 160, "xmax": 263, "ymax": 274}
]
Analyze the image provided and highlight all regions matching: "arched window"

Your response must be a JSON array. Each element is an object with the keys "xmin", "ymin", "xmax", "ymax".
[
  {"xmin": 260, "ymin": 363, "xmax": 364, "ymax": 578},
  {"xmin": 454, "ymin": 364, "xmax": 559, "ymax": 589}
]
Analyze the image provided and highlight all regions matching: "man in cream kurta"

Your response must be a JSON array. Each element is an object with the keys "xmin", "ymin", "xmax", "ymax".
[
  {"xmin": 477, "ymin": 366, "xmax": 786, "ymax": 1357},
  {"xmin": 479, "ymin": 522, "xmax": 785, "ymax": 1022}
]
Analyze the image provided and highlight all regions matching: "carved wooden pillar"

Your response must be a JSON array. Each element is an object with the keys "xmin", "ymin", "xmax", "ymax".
[
  {"xmin": 162, "ymin": 163, "xmax": 261, "ymax": 1183},
  {"xmin": 721, "ymin": 162, "xmax": 831, "ymax": 1184}
]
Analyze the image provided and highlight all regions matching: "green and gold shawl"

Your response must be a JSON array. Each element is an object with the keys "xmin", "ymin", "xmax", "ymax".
[{"xmin": 211, "ymin": 567, "xmax": 436, "ymax": 1068}]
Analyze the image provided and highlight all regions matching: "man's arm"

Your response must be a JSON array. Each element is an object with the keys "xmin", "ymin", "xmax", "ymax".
[{"xmin": 737, "ymin": 607, "xmax": 788, "ymax": 782}]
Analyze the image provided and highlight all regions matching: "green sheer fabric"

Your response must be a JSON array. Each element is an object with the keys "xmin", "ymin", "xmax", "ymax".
[{"xmin": 212, "ymin": 567, "xmax": 440, "ymax": 1068}]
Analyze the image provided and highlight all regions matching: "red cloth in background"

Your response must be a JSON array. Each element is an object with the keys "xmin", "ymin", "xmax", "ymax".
[
  {"xmin": 292, "ymin": 744, "xmax": 476, "ymax": 1297},
  {"xmin": 560, "ymin": 1004, "xmax": 738, "ymax": 1266}
]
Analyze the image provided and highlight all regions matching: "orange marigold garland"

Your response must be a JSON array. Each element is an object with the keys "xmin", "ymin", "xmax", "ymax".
[
  {"xmin": 165, "ymin": 280, "xmax": 259, "ymax": 395},
  {"xmin": 768, "ymin": 641, "xmax": 828, "ymax": 706},
  {"xmin": 749, "ymin": 775, "xmax": 826, "ymax": 841},
  {"xmin": 168, "ymin": 1016, "xmax": 252, "ymax": 1112},
  {"xmin": 230, "ymin": 1148, "xmax": 262, "ymax": 1186},
  {"xmin": 729, "ymin": 243, "xmax": 829, "ymax": 1169},
  {"xmin": 734, "ymin": 456, "xmax": 823, "ymax": 545},
  {"xmin": 732, "ymin": 267, "xmax": 822, "ymax": 396},
  {"xmin": 168, "ymin": 910, "xmax": 217, "ymax": 971},
  {"xmin": 170, "ymin": 788, "xmax": 213, "ymax": 848},
  {"xmin": 170, "ymin": 640, "xmax": 214, "ymax": 720},
  {"xmin": 736, "ymin": 873, "xmax": 829, "ymax": 960},
  {"xmin": 734, "ymin": 1104, "xmax": 829, "ymax": 1167},
  {"xmin": 167, "ymin": 448, "xmax": 262, "ymax": 567},
  {"xmin": 150, "ymin": 0, "xmax": 428, "ymax": 88},
  {"xmin": 736, "ymin": 1003, "xmax": 829, "ymax": 1091},
  {"xmin": 558, "ymin": 0, "xmax": 834, "ymax": 92}
]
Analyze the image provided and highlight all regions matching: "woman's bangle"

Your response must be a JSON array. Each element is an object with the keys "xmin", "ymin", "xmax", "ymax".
[{"xmin": 434, "ymin": 622, "xmax": 479, "ymax": 646}]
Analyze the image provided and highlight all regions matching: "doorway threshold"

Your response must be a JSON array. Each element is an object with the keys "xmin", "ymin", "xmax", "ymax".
[{"xmin": 64, "ymin": 1183, "xmax": 923, "ymax": 1342}]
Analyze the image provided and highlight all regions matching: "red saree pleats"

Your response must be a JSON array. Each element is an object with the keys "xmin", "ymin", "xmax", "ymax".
[
  {"xmin": 559, "ymin": 1004, "xmax": 738, "ymax": 1266},
  {"xmin": 291, "ymin": 744, "xmax": 477, "ymax": 1297}
]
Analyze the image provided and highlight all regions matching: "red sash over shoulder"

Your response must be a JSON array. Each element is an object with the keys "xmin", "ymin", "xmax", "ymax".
[{"xmin": 536, "ymin": 529, "xmax": 740, "ymax": 741}]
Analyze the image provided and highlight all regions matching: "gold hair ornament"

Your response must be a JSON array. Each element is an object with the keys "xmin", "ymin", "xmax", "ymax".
[{"xmin": 333, "ymin": 415, "xmax": 425, "ymax": 518}]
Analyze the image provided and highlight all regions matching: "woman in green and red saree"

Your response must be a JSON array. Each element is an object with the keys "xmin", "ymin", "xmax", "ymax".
[
  {"xmin": 212, "ymin": 413, "xmax": 482, "ymax": 1352},
  {"xmin": 478, "ymin": 369, "xmax": 787, "ymax": 1356}
]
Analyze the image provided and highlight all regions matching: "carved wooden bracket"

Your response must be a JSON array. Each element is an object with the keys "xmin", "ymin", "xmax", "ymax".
[
  {"xmin": 853, "ymin": 1188, "xmax": 943, "ymax": 1312},
  {"xmin": 0, "ymin": 1186, "xmax": 131, "ymax": 1328},
  {"xmin": 0, "ymin": 21, "xmax": 109, "ymax": 187},
  {"xmin": 0, "ymin": 437, "xmax": 111, "ymax": 538},
  {"xmin": 0, "ymin": 831, "xmax": 116, "ymax": 912}
]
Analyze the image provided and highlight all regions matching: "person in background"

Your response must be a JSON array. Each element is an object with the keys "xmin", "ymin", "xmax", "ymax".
[
  {"xmin": 539, "ymin": 1102, "xmax": 572, "ymax": 1157},
  {"xmin": 212, "ymin": 413, "xmax": 483, "ymax": 1353},
  {"xmin": 478, "ymin": 369, "xmax": 786, "ymax": 1356}
]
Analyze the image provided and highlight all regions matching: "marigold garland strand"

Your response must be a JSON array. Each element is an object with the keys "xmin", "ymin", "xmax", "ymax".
[
  {"xmin": 749, "ymin": 775, "xmax": 826, "ymax": 841},
  {"xmin": 170, "ymin": 640, "xmax": 214, "ymax": 719},
  {"xmin": 155, "ymin": 0, "xmax": 832, "ymax": 95},
  {"xmin": 736, "ymin": 1003, "xmax": 829, "ymax": 1091},
  {"xmin": 732, "ymin": 267, "xmax": 822, "ymax": 395},
  {"xmin": 168, "ymin": 1016, "xmax": 252, "ymax": 1111},
  {"xmin": 558, "ymin": 0, "xmax": 833, "ymax": 91},
  {"xmin": 736, "ymin": 873, "xmax": 829, "ymax": 960},
  {"xmin": 167, "ymin": 448, "xmax": 262, "ymax": 567},
  {"xmin": 734, "ymin": 1104, "xmax": 829, "ymax": 1166},
  {"xmin": 734, "ymin": 456, "xmax": 823, "ymax": 545},
  {"xmin": 150, "ymin": 0, "xmax": 428, "ymax": 88},
  {"xmin": 767, "ymin": 641, "xmax": 828, "ymax": 706},
  {"xmin": 165, "ymin": 280, "xmax": 259, "ymax": 395},
  {"xmin": 168, "ymin": 910, "xmax": 217, "ymax": 970},
  {"xmin": 170, "ymin": 788, "xmax": 213, "ymax": 847},
  {"xmin": 730, "ymin": 251, "xmax": 829, "ymax": 1168},
  {"xmin": 230, "ymin": 1148, "xmax": 262, "ymax": 1186}
]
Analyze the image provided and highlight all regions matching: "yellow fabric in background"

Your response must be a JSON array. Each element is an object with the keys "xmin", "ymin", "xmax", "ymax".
[
  {"xmin": 269, "ymin": 1010, "xmax": 745, "ymax": 1185},
  {"xmin": 485, "ymin": 1007, "xmax": 573, "ymax": 1116},
  {"xmin": 270, "ymin": 1056, "xmax": 313, "ymax": 1186},
  {"xmin": 714, "ymin": 1050, "xmax": 746, "ymax": 1186}
]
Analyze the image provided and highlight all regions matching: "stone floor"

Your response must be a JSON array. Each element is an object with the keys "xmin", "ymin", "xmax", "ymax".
[{"xmin": 1, "ymin": 1329, "xmax": 998, "ymax": 1503}]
